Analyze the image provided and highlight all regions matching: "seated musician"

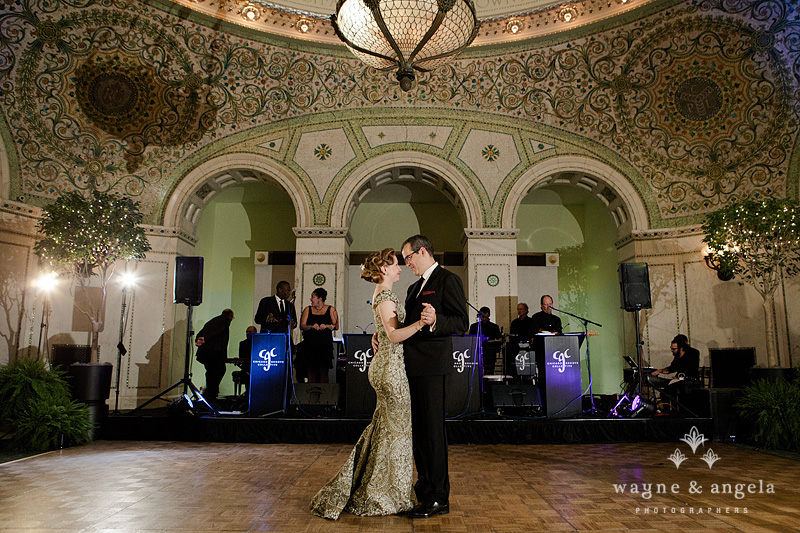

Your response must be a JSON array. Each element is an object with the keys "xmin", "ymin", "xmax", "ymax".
[
  {"xmin": 234, "ymin": 326, "xmax": 258, "ymax": 396},
  {"xmin": 468, "ymin": 306, "xmax": 503, "ymax": 375},
  {"xmin": 649, "ymin": 334, "xmax": 700, "ymax": 390}
]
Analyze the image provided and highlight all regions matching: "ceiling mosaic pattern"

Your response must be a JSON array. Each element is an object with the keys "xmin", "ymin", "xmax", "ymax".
[{"xmin": 0, "ymin": 0, "xmax": 797, "ymax": 227}]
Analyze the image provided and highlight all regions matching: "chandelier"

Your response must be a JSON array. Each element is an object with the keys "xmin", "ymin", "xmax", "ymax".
[{"xmin": 331, "ymin": 0, "xmax": 480, "ymax": 91}]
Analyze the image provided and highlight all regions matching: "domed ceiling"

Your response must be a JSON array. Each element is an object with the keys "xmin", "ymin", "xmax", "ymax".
[
  {"xmin": 0, "ymin": 0, "xmax": 797, "ymax": 229},
  {"xmin": 170, "ymin": 0, "xmax": 657, "ymax": 46}
]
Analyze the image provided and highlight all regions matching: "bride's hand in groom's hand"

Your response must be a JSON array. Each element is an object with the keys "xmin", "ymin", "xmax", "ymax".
[{"xmin": 420, "ymin": 303, "xmax": 436, "ymax": 326}]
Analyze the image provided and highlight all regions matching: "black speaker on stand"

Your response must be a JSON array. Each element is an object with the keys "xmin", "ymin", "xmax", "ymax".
[
  {"xmin": 129, "ymin": 256, "xmax": 216, "ymax": 415},
  {"xmin": 174, "ymin": 256, "xmax": 203, "ymax": 306},
  {"xmin": 618, "ymin": 262, "xmax": 652, "ymax": 402},
  {"xmin": 619, "ymin": 262, "xmax": 652, "ymax": 311}
]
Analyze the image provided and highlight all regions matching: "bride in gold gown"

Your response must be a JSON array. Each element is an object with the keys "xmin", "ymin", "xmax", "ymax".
[{"xmin": 310, "ymin": 248, "xmax": 434, "ymax": 519}]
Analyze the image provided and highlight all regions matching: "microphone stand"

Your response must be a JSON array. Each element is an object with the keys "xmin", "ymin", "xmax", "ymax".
[
  {"xmin": 355, "ymin": 323, "xmax": 373, "ymax": 334},
  {"xmin": 284, "ymin": 295, "xmax": 295, "ymax": 412},
  {"xmin": 548, "ymin": 305, "xmax": 603, "ymax": 414},
  {"xmin": 465, "ymin": 301, "xmax": 485, "ymax": 396}
]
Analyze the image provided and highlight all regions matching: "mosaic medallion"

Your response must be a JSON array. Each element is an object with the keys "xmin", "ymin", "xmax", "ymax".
[
  {"xmin": 482, "ymin": 145, "xmax": 500, "ymax": 162},
  {"xmin": 313, "ymin": 273, "xmax": 326, "ymax": 286},
  {"xmin": 615, "ymin": 17, "xmax": 793, "ymax": 212},
  {"xmin": 75, "ymin": 55, "xmax": 157, "ymax": 139},
  {"xmin": 486, "ymin": 274, "xmax": 500, "ymax": 287},
  {"xmin": 675, "ymin": 77, "xmax": 722, "ymax": 122},
  {"xmin": 314, "ymin": 144, "xmax": 332, "ymax": 160}
]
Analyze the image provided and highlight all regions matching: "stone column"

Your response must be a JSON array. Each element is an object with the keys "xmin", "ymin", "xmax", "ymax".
[
  {"xmin": 293, "ymin": 227, "xmax": 351, "ymax": 336},
  {"xmin": 463, "ymin": 229, "xmax": 519, "ymax": 333}
]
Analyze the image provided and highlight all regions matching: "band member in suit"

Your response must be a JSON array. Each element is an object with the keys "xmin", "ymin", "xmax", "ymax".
[
  {"xmin": 254, "ymin": 280, "xmax": 297, "ymax": 334},
  {"xmin": 400, "ymin": 235, "xmax": 468, "ymax": 519},
  {"xmin": 530, "ymin": 294, "xmax": 562, "ymax": 334},
  {"xmin": 510, "ymin": 303, "xmax": 533, "ymax": 340},
  {"xmin": 468, "ymin": 306, "xmax": 503, "ymax": 376},
  {"xmin": 255, "ymin": 280, "xmax": 299, "ymax": 379},
  {"xmin": 195, "ymin": 308, "xmax": 234, "ymax": 404}
]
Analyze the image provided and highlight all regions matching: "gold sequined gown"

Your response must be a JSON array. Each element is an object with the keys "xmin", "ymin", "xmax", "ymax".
[{"xmin": 310, "ymin": 290, "xmax": 415, "ymax": 519}]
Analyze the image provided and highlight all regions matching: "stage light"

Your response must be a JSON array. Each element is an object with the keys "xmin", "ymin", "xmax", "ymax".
[
  {"xmin": 631, "ymin": 396, "xmax": 657, "ymax": 418},
  {"xmin": 119, "ymin": 271, "xmax": 138, "ymax": 288},
  {"xmin": 36, "ymin": 272, "xmax": 59, "ymax": 292},
  {"xmin": 113, "ymin": 270, "xmax": 137, "ymax": 413}
]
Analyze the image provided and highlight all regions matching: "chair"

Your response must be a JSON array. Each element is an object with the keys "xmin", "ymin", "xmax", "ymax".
[{"xmin": 231, "ymin": 370, "xmax": 249, "ymax": 396}]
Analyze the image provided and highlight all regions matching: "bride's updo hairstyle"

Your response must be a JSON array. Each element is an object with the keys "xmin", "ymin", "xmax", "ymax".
[{"xmin": 361, "ymin": 248, "xmax": 395, "ymax": 283}]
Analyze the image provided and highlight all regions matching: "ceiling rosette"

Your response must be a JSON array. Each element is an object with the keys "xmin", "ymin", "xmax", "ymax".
[{"xmin": 611, "ymin": 15, "xmax": 796, "ymax": 216}]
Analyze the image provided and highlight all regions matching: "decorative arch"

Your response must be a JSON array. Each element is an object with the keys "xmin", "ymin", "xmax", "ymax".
[
  {"xmin": 162, "ymin": 154, "xmax": 312, "ymax": 232},
  {"xmin": 329, "ymin": 151, "xmax": 484, "ymax": 229},
  {"xmin": 502, "ymin": 156, "xmax": 650, "ymax": 235}
]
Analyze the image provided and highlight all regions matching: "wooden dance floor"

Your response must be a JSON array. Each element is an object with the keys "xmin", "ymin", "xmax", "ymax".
[{"xmin": 1, "ymin": 439, "xmax": 798, "ymax": 532}]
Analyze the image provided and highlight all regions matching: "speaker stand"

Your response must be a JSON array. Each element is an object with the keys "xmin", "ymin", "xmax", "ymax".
[
  {"xmin": 129, "ymin": 304, "xmax": 218, "ymax": 416},
  {"xmin": 632, "ymin": 307, "xmax": 646, "ymax": 400}
]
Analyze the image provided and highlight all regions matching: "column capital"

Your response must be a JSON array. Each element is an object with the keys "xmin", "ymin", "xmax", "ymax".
[
  {"xmin": 463, "ymin": 228, "xmax": 519, "ymax": 240},
  {"xmin": 293, "ymin": 227, "xmax": 352, "ymax": 245}
]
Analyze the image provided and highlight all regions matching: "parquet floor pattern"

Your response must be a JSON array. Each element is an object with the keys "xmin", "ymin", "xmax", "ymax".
[{"xmin": 0, "ymin": 439, "xmax": 798, "ymax": 532}]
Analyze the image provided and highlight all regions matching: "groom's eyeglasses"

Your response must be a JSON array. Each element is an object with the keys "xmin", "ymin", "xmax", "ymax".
[{"xmin": 402, "ymin": 250, "xmax": 418, "ymax": 262}]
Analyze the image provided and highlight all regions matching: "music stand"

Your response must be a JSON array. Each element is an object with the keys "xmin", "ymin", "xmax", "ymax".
[{"xmin": 129, "ymin": 303, "xmax": 217, "ymax": 415}]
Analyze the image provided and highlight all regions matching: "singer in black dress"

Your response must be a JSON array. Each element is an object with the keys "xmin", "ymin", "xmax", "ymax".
[{"xmin": 297, "ymin": 288, "xmax": 339, "ymax": 383}]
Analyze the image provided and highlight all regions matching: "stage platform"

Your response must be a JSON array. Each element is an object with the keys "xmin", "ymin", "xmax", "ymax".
[{"xmin": 105, "ymin": 409, "xmax": 716, "ymax": 446}]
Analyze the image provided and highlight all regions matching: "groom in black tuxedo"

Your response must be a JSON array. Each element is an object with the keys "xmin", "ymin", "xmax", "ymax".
[{"xmin": 400, "ymin": 235, "xmax": 468, "ymax": 519}]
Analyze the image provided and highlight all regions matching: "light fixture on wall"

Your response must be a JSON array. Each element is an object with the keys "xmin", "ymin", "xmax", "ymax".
[
  {"xmin": 558, "ymin": 5, "xmax": 579, "ymax": 23},
  {"xmin": 240, "ymin": 3, "xmax": 262, "ymax": 21},
  {"xmin": 703, "ymin": 246, "xmax": 735, "ymax": 281},
  {"xmin": 331, "ymin": 0, "xmax": 480, "ymax": 92},
  {"xmin": 506, "ymin": 19, "xmax": 523, "ymax": 35},
  {"xmin": 297, "ymin": 18, "xmax": 314, "ymax": 33},
  {"xmin": 703, "ymin": 252, "xmax": 735, "ymax": 281}
]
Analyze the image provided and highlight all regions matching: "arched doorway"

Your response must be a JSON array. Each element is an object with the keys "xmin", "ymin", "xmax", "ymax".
[
  {"xmin": 192, "ymin": 180, "xmax": 297, "ymax": 397},
  {"xmin": 346, "ymin": 173, "xmax": 468, "ymax": 336},
  {"xmin": 517, "ymin": 183, "xmax": 624, "ymax": 395}
]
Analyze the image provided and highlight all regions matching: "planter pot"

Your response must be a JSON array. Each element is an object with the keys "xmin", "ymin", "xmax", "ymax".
[
  {"xmin": 749, "ymin": 367, "xmax": 798, "ymax": 383},
  {"xmin": 67, "ymin": 362, "xmax": 113, "ymax": 440}
]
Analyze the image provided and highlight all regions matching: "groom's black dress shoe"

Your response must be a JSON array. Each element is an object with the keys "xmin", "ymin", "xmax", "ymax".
[{"xmin": 408, "ymin": 501, "xmax": 449, "ymax": 518}]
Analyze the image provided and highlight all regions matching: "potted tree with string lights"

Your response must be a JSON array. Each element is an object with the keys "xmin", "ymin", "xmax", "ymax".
[
  {"xmin": 34, "ymin": 189, "xmax": 151, "ymax": 433},
  {"xmin": 702, "ymin": 197, "xmax": 800, "ymax": 378}
]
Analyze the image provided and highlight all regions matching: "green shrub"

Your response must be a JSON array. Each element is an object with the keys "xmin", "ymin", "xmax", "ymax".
[
  {"xmin": 737, "ymin": 377, "xmax": 800, "ymax": 451},
  {"xmin": 11, "ymin": 398, "xmax": 92, "ymax": 452},
  {"xmin": 0, "ymin": 357, "xmax": 91, "ymax": 452},
  {"xmin": 0, "ymin": 358, "xmax": 70, "ymax": 423}
]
